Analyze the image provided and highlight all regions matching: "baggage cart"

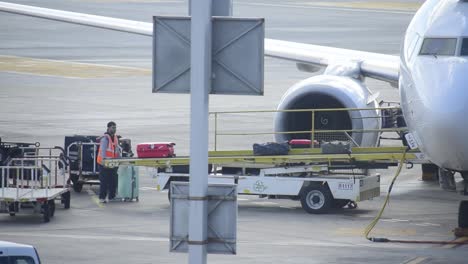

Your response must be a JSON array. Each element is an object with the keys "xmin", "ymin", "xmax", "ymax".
[
  {"xmin": 65, "ymin": 135, "xmax": 133, "ymax": 192},
  {"xmin": 65, "ymin": 136, "xmax": 100, "ymax": 192},
  {"xmin": 0, "ymin": 156, "xmax": 71, "ymax": 222}
]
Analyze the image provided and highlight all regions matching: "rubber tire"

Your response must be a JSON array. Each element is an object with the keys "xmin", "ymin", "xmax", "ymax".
[
  {"xmin": 48, "ymin": 200, "xmax": 55, "ymax": 217},
  {"xmin": 300, "ymin": 185, "xmax": 333, "ymax": 214},
  {"xmin": 70, "ymin": 173, "xmax": 79, "ymax": 185},
  {"xmin": 8, "ymin": 203, "xmax": 15, "ymax": 216},
  {"xmin": 62, "ymin": 191, "xmax": 71, "ymax": 209},
  {"xmin": 458, "ymin": 200, "xmax": 468, "ymax": 228},
  {"xmin": 421, "ymin": 164, "xmax": 439, "ymax": 181},
  {"xmin": 42, "ymin": 203, "xmax": 50, "ymax": 223},
  {"xmin": 73, "ymin": 182, "xmax": 83, "ymax": 193},
  {"xmin": 332, "ymin": 199, "xmax": 350, "ymax": 209},
  {"xmin": 461, "ymin": 172, "xmax": 468, "ymax": 181}
]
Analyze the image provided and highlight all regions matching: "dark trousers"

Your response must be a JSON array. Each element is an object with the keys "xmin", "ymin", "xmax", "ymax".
[{"xmin": 99, "ymin": 165, "xmax": 118, "ymax": 200}]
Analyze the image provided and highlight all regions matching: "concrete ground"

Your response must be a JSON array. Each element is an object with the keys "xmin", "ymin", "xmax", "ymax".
[{"xmin": 1, "ymin": 0, "xmax": 467, "ymax": 263}]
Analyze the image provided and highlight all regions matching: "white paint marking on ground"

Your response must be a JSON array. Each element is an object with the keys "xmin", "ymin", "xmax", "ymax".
[
  {"xmin": 0, "ymin": 232, "xmax": 167, "ymax": 242},
  {"xmin": 241, "ymin": 2, "xmax": 414, "ymax": 15},
  {"xmin": 252, "ymin": 201, "xmax": 279, "ymax": 206},
  {"xmin": 403, "ymin": 257, "xmax": 428, "ymax": 264},
  {"xmin": 139, "ymin": 187, "xmax": 158, "ymax": 191},
  {"xmin": 382, "ymin": 219, "xmax": 410, "ymax": 223},
  {"xmin": 414, "ymin": 223, "xmax": 441, "ymax": 227}
]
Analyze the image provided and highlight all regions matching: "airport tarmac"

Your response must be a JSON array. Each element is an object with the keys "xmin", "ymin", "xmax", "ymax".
[{"xmin": 1, "ymin": 0, "xmax": 467, "ymax": 263}]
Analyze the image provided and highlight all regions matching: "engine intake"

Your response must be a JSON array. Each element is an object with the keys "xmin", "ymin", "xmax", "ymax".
[{"xmin": 274, "ymin": 75, "xmax": 381, "ymax": 147}]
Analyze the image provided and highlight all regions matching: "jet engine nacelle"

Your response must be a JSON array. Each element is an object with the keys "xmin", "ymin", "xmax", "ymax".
[{"xmin": 274, "ymin": 75, "xmax": 381, "ymax": 147}]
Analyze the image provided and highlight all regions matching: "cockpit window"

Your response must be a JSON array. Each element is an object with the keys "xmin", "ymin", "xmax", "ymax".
[
  {"xmin": 419, "ymin": 38, "xmax": 457, "ymax": 56},
  {"xmin": 461, "ymin": 38, "xmax": 468, "ymax": 56}
]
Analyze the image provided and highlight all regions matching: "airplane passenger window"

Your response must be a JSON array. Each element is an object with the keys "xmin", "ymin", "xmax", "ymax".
[
  {"xmin": 461, "ymin": 38, "xmax": 468, "ymax": 56},
  {"xmin": 419, "ymin": 38, "xmax": 457, "ymax": 56}
]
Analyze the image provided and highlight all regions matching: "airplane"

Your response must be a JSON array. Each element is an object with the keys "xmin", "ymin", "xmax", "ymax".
[{"xmin": 1, "ymin": 0, "xmax": 467, "ymax": 225}]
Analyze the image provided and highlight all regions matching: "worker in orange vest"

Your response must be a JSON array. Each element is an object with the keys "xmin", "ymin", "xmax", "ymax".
[{"xmin": 97, "ymin": 121, "xmax": 121, "ymax": 203}]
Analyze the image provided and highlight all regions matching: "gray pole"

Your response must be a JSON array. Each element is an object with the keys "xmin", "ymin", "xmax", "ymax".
[
  {"xmin": 188, "ymin": 0, "xmax": 212, "ymax": 263},
  {"xmin": 188, "ymin": 0, "xmax": 233, "ymax": 263}
]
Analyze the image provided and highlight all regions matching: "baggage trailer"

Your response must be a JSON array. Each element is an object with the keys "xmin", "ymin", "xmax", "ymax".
[
  {"xmin": 0, "ymin": 156, "xmax": 71, "ymax": 222},
  {"xmin": 65, "ymin": 136, "xmax": 100, "ymax": 193},
  {"xmin": 156, "ymin": 164, "xmax": 380, "ymax": 213},
  {"xmin": 65, "ymin": 135, "xmax": 134, "ymax": 192}
]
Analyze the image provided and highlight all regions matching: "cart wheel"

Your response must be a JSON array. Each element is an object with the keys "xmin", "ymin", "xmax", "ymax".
[
  {"xmin": 48, "ymin": 200, "xmax": 55, "ymax": 217},
  {"xmin": 300, "ymin": 184, "xmax": 333, "ymax": 214},
  {"xmin": 62, "ymin": 191, "xmax": 71, "ymax": 209},
  {"xmin": 8, "ymin": 203, "xmax": 16, "ymax": 216},
  {"xmin": 73, "ymin": 182, "xmax": 83, "ymax": 193},
  {"xmin": 459, "ymin": 200, "xmax": 468, "ymax": 228},
  {"xmin": 42, "ymin": 203, "xmax": 50, "ymax": 222}
]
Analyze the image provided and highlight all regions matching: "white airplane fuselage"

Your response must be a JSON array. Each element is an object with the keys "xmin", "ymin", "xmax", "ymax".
[{"xmin": 400, "ymin": 0, "xmax": 468, "ymax": 172}]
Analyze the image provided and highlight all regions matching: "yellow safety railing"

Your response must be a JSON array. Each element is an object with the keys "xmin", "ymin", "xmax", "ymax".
[{"xmin": 210, "ymin": 106, "xmax": 406, "ymax": 151}]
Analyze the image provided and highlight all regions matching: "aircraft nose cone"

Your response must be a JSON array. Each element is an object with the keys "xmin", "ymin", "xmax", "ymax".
[
  {"xmin": 422, "ymin": 116, "xmax": 468, "ymax": 171},
  {"xmin": 416, "ymin": 76, "xmax": 468, "ymax": 170},
  {"xmin": 407, "ymin": 57, "xmax": 468, "ymax": 171}
]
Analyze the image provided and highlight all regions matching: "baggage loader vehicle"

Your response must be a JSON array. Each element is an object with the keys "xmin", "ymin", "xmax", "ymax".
[
  {"xmin": 157, "ymin": 165, "xmax": 380, "ymax": 213},
  {"xmin": 105, "ymin": 145, "xmax": 426, "ymax": 214}
]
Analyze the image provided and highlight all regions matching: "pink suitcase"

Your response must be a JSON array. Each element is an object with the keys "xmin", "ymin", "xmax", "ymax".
[
  {"xmin": 137, "ymin": 142, "xmax": 176, "ymax": 158},
  {"xmin": 289, "ymin": 139, "xmax": 319, "ymax": 148}
]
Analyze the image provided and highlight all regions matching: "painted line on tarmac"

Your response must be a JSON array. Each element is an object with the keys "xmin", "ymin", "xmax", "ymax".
[
  {"xmin": 414, "ymin": 222, "xmax": 441, "ymax": 227},
  {"xmin": 0, "ymin": 55, "xmax": 151, "ymax": 79},
  {"xmin": 382, "ymin": 218, "xmax": 410, "ymax": 223},
  {"xmin": 403, "ymin": 257, "xmax": 428, "ymax": 264},
  {"xmin": 0, "ymin": 232, "xmax": 167, "ymax": 242},
  {"xmin": 87, "ymin": 189, "xmax": 105, "ymax": 208},
  {"xmin": 0, "ymin": 232, "xmax": 414, "ymax": 249},
  {"xmin": 335, "ymin": 227, "xmax": 417, "ymax": 236},
  {"xmin": 140, "ymin": 187, "xmax": 158, "ymax": 191},
  {"xmin": 242, "ymin": 2, "xmax": 415, "ymax": 15}
]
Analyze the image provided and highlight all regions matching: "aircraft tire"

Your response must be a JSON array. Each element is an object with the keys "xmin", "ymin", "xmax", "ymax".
[
  {"xmin": 458, "ymin": 201, "xmax": 468, "ymax": 228},
  {"xmin": 421, "ymin": 164, "xmax": 438, "ymax": 181}
]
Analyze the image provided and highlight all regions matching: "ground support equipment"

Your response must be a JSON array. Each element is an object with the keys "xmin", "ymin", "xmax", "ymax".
[
  {"xmin": 65, "ymin": 138, "xmax": 100, "ymax": 193},
  {"xmin": 104, "ymin": 146, "xmax": 426, "ymax": 214},
  {"xmin": 0, "ymin": 155, "xmax": 71, "ymax": 222}
]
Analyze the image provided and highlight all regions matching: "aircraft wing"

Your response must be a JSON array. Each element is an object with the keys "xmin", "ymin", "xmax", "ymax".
[{"xmin": 0, "ymin": 1, "xmax": 399, "ymax": 85}]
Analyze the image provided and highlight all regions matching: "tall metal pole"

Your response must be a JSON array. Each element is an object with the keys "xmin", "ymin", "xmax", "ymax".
[
  {"xmin": 188, "ymin": 0, "xmax": 232, "ymax": 263},
  {"xmin": 188, "ymin": 0, "xmax": 212, "ymax": 263}
]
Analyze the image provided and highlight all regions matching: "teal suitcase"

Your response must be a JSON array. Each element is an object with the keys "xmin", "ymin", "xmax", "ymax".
[{"xmin": 117, "ymin": 165, "xmax": 139, "ymax": 201}]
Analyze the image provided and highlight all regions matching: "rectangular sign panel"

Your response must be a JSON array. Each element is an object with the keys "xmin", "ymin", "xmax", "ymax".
[{"xmin": 153, "ymin": 16, "xmax": 264, "ymax": 95}]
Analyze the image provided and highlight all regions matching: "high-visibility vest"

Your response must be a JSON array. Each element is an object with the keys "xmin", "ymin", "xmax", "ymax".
[{"xmin": 97, "ymin": 134, "xmax": 119, "ymax": 165}]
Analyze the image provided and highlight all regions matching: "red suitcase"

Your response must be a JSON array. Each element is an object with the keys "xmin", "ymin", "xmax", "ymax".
[
  {"xmin": 289, "ymin": 139, "xmax": 319, "ymax": 148},
  {"xmin": 137, "ymin": 142, "xmax": 176, "ymax": 158}
]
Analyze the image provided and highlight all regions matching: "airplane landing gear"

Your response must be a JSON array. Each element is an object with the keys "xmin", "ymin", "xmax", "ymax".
[
  {"xmin": 421, "ymin": 164, "xmax": 438, "ymax": 181},
  {"xmin": 438, "ymin": 168, "xmax": 456, "ymax": 191}
]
